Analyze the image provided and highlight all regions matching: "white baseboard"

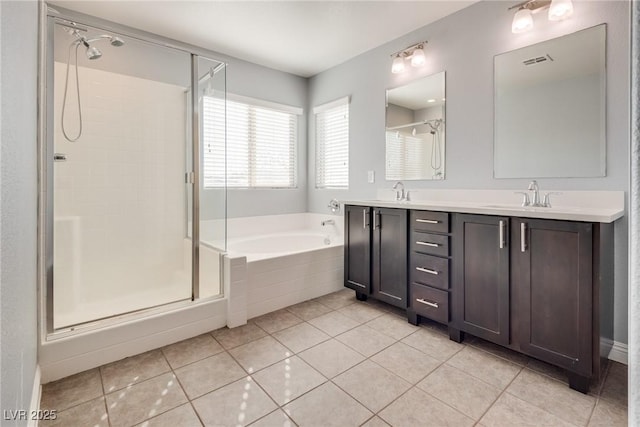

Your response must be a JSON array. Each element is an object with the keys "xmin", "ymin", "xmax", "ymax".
[
  {"xmin": 27, "ymin": 365, "xmax": 41, "ymax": 427},
  {"xmin": 608, "ymin": 340, "xmax": 628, "ymax": 365}
]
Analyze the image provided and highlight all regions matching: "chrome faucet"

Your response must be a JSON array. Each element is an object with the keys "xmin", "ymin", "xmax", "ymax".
[
  {"xmin": 515, "ymin": 181, "xmax": 560, "ymax": 208},
  {"xmin": 321, "ymin": 219, "xmax": 335, "ymax": 226},
  {"xmin": 392, "ymin": 181, "xmax": 405, "ymax": 201},
  {"xmin": 528, "ymin": 180, "xmax": 543, "ymax": 207}
]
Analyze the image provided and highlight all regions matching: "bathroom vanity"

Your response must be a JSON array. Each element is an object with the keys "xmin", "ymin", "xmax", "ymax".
[{"xmin": 343, "ymin": 193, "xmax": 623, "ymax": 393}]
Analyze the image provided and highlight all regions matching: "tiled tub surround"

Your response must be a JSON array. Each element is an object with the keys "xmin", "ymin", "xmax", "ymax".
[
  {"xmin": 217, "ymin": 213, "xmax": 344, "ymax": 326},
  {"xmin": 40, "ymin": 289, "xmax": 628, "ymax": 427}
]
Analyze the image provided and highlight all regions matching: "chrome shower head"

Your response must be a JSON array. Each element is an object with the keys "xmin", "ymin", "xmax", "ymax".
[
  {"xmin": 86, "ymin": 45, "xmax": 102, "ymax": 60},
  {"xmin": 109, "ymin": 36, "xmax": 125, "ymax": 47}
]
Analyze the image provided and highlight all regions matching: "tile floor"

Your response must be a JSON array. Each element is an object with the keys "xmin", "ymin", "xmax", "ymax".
[{"xmin": 40, "ymin": 289, "xmax": 628, "ymax": 427}]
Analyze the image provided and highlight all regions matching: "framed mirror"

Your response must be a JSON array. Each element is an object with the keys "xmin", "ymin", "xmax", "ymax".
[
  {"xmin": 386, "ymin": 71, "xmax": 446, "ymax": 180},
  {"xmin": 494, "ymin": 25, "xmax": 606, "ymax": 178}
]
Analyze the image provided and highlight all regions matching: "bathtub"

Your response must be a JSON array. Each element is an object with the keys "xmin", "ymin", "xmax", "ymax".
[{"xmin": 201, "ymin": 213, "xmax": 344, "ymax": 325}]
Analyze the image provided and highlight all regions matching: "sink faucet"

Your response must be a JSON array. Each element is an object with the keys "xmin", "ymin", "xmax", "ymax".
[
  {"xmin": 515, "ymin": 181, "xmax": 560, "ymax": 208},
  {"xmin": 321, "ymin": 219, "xmax": 335, "ymax": 226},
  {"xmin": 392, "ymin": 181, "xmax": 405, "ymax": 201},
  {"xmin": 528, "ymin": 180, "xmax": 544, "ymax": 207}
]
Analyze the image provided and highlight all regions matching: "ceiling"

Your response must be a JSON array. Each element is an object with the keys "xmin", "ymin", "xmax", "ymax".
[{"xmin": 50, "ymin": 1, "xmax": 475, "ymax": 78}]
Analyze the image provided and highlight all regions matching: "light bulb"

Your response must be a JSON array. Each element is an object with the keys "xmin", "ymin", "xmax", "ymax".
[
  {"xmin": 548, "ymin": 0, "xmax": 573, "ymax": 21},
  {"xmin": 512, "ymin": 8, "xmax": 534, "ymax": 33},
  {"xmin": 411, "ymin": 47, "xmax": 426, "ymax": 67},
  {"xmin": 391, "ymin": 55, "xmax": 405, "ymax": 74},
  {"xmin": 411, "ymin": 127, "xmax": 417, "ymax": 136}
]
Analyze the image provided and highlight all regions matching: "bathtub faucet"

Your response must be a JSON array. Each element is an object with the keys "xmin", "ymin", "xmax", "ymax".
[{"xmin": 321, "ymin": 219, "xmax": 335, "ymax": 226}]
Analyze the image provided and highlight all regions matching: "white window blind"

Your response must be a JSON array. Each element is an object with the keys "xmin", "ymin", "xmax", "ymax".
[
  {"xmin": 202, "ymin": 96, "xmax": 298, "ymax": 188},
  {"xmin": 385, "ymin": 130, "xmax": 427, "ymax": 180},
  {"xmin": 315, "ymin": 97, "xmax": 349, "ymax": 188}
]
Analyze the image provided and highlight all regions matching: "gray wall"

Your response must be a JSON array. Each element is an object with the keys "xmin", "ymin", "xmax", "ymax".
[
  {"xmin": 308, "ymin": 1, "xmax": 630, "ymax": 343},
  {"xmin": 1, "ymin": 0, "xmax": 39, "ymax": 423}
]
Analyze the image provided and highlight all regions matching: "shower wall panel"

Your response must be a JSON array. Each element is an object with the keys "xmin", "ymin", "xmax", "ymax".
[{"xmin": 53, "ymin": 61, "xmax": 189, "ymax": 327}]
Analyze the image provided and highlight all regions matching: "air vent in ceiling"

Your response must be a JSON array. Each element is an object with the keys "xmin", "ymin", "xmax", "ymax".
[{"xmin": 523, "ymin": 54, "xmax": 554, "ymax": 66}]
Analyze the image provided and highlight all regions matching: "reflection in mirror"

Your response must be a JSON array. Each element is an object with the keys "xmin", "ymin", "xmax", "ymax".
[
  {"xmin": 494, "ymin": 24, "xmax": 606, "ymax": 178},
  {"xmin": 386, "ymin": 71, "xmax": 445, "ymax": 180}
]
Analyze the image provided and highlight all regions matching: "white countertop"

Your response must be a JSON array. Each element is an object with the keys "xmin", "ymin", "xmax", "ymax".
[{"xmin": 342, "ymin": 190, "xmax": 625, "ymax": 223}]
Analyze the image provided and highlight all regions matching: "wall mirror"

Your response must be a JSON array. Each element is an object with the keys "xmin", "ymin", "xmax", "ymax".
[
  {"xmin": 386, "ymin": 71, "xmax": 446, "ymax": 180},
  {"xmin": 494, "ymin": 24, "xmax": 606, "ymax": 178}
]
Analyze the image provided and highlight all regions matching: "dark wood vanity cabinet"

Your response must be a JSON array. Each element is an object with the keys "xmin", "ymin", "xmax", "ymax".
[
  {"xmin": 344, "ymin": 204, "xmax": 614, "ymax": 393},
  {"xmin": 344, "ymin": 205, "xmax": 407, "ymax": 308},
  {"xmin": 407, "ymin": 210, "xmax": 451, "ymax": 326},
  {"xmin": 344, "ymin": 205, "xmax": 371, "ymax": 295},
  {"xmin": 451, "ymin": 214, "xmax": 510, "ymax": 345},
  {"xmin": 450, "ymin": 215, "xmax": 612, "ymax": 392},
  {"xmin": 511, "ymin": 218, "xmax": 601, "ymax": 390}
]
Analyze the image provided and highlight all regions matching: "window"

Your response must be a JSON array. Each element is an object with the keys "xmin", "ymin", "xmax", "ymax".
[
  {"xmin": 315, "ymin": 96, "xmax": 349, "ymax": 188},
  {"xmin": 385, "ymin": 130, "xmax": 427, "ymax": 180},
  {"xmin": 202, "ymin": 95, "xmax": 299, "ymax": 188}
]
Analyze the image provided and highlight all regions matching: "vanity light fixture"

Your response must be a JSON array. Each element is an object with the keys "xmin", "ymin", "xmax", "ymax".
[
  {"xmin": 548, "ymin": 0, "xmax": 574, "ymax": 21},
  {"xmin": 390, "ymin": 41, "xmax": 428, "ymax": 74},
  {"xmin": 391, "ymin": 54, "xmax": 405, "ymax": 74},
  {"xmin": 509, "ymin": 0, "xmax": 573, "ymax": 34}
]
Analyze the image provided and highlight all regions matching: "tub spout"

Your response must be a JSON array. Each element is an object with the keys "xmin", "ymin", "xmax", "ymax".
[{"xmin": 321, "ymin": 219, "xmax": 335, "ymax": 226}]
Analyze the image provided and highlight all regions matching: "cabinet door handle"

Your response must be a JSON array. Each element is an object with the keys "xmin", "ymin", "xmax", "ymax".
[
  {"xmin": 363, "ymin": 208, "xmax": 368, "ymax": 229},
  {"xmin": 416, "ymin": 219, "xmax": 439, "ymax": 224},
  {"xmin": 499, "ymin": 220, "xmax": 505, "ymax": 249},
  {"xmin": 373, "ymin": 210, "xmax": 381, "ymax": 229},
  {"xmin": 380, "ymin": 291, "xmax": 402, "ymax": 300},
  {"xmin": 521, "ymin": 222, "xmax": 527, "ymax": 252},
  {"xmin": 416, "ymin": 241, "xmax": 439, "ymax": 247},
  {"xmin": 416, "ymin": 298, "xmax": 439, "ymax": 308},
  {"xmin": 416, "ymin": 267, "xmax": 438, "ymax": 275}
]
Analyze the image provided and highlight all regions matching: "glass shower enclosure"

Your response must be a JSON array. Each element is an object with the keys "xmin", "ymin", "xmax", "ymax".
[{"xmin": 42, "ymin": 13, "xmax": 227, "ymax": 333}]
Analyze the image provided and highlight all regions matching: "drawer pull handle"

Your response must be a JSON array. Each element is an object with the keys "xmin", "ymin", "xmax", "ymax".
[
  {"xmin": 416, "ymin": 298, "xmax": 439, "ymax": 308},
  {"xmin": 499, "ymin": 220, "xmax": 505, "ymax": 249},
  {"xmin": 521, "ymin": 222, "xmax": 527, "ymax": 253},
  {"xmin": 416, "ymin": 241, "xmax": 439, "ymax": 247},
  {"xmin": 416, "ymin": 267, "xmax": 438, "ymax": 275},
  {"xmin": 416, "ymin": 219, "xmax": 439, "ymax": 224},
  {"xmin": 363, "ymin": 209, "xmax": 368, "ymax": 229}
]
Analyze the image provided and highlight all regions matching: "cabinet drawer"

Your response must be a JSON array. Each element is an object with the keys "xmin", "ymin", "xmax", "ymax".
[
  {"xmin": 411, "ymin": 210, "xmax": 449, "ymax": 233},
  {"xmin": 411, "ymin": 231, "xmax": 449, "ymax": 257},
  {"xmin": 410, "ymin": 283, "xmax": 449, "ymax": 324},
  {"xmin": 410, "ymin": 253, "xmax": 449, "ymax": 290}
]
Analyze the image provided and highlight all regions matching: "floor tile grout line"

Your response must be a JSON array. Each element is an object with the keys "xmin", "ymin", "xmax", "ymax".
[{"xmin": 473, "ymin": 363, "xmax": 525, "ymax": 425}]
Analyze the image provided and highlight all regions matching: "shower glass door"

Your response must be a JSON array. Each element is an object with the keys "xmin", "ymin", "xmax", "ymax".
[
  {"xmin": 51, "ymin": 20, "xmax": 194, "ymax": 329},
  {"xmin": 196, "ymin": 56, "xmax": 227, "ymax": 299}
]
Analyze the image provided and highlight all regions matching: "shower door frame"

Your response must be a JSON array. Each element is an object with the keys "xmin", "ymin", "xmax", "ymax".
[{"xmin": 37, "ymin": 2, "xmax": 227, "ymax": 339}]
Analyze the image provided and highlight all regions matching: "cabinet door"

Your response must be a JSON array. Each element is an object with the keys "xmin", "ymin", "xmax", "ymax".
[
  {"xmin": 372, "ymin": 208, "xmax": 408, "ymax": 307},
  {"xmin": 512, "ymin": 218, "xmax": 593, "ymax": 376},
  {"xmin": 452, "ymin": 214, "xmax": 510, "ymax": 345},
  {"xmin": 344, "ymin": 205, "xmax": 371, "ymax": 293}
]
